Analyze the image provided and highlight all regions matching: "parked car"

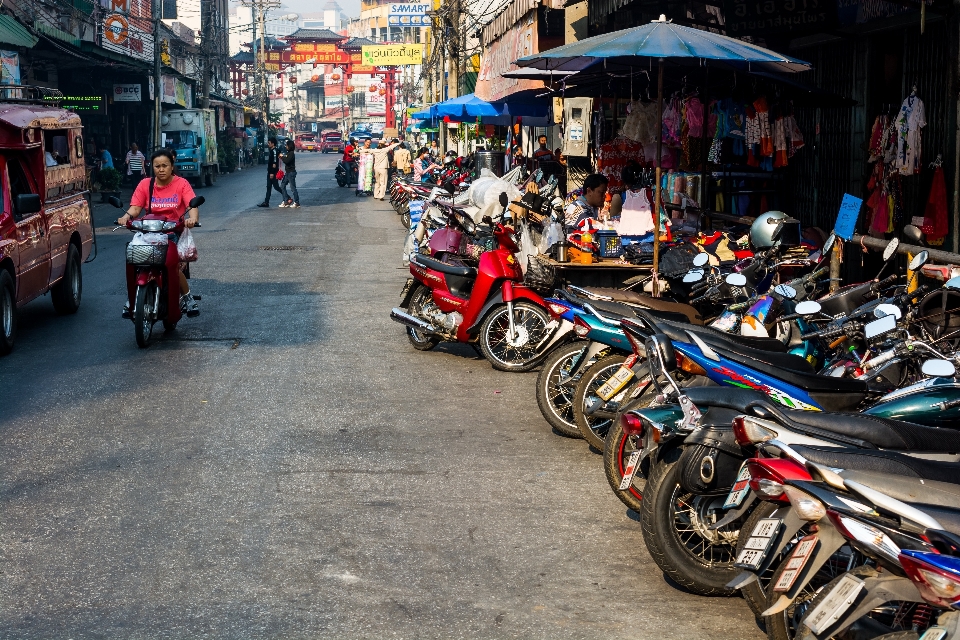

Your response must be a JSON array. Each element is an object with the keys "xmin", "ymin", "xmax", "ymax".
[
  {"xmin": 295, "ymin": 134, "xmax": 318, "ymax": 152},
  {"xmin": 0, "ymin": 90, "xmax": 94, "ymax": 355},
  {"xmin": 319, "ymin": 131, "xmax": 343, "ymax": 153}
]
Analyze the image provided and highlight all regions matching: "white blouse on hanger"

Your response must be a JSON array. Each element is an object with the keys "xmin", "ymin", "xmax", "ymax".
[{"xmin": 617, "ymin": 189, "xmax": 655, "ymax": 236}]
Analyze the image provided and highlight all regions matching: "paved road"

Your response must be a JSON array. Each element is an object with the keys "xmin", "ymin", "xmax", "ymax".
[{"xmin": 0, "ymin": 153, "xmax": 764, "ymax": 639}]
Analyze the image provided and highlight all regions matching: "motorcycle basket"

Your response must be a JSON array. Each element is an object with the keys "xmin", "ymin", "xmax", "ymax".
[
  {"xmin": 126, "ymin": 243, "xmax": 167, "ymax": 266},
  {"xmin": 525, "ymin": 254, "xmax": 557, "ymax": 295}
]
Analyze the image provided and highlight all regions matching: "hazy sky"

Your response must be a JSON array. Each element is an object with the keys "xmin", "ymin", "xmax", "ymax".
[{"xmin": 279, "ymin": 0, "xmax": 360, "ymax": 18}]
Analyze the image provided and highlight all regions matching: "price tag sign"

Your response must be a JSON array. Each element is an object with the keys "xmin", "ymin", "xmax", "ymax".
[{"xmin": 834, "ymin": 193, "xmax": 863, "ymax": 241}]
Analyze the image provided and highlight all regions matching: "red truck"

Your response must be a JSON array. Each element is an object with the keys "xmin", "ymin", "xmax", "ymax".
[{"xmin": 0, "ymin": 89, "xmax": 94, "ymax": 355}]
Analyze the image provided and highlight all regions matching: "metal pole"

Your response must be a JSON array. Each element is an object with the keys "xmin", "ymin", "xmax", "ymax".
[
  {"xmin": 652, "ymin": 58, "xmax": 664, "ymax": 296},
  {"xmin": 260, "ymin": 4, "xmax": 267, "ymax": 149},
  {"xmin": 153, "ymin": 0, "xmax": 162, "ymax": 152}
]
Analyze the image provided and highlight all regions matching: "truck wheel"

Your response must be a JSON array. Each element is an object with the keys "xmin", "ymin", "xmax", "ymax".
[
  {"xmin": 204, "ymin": 167, "xmax": 213, "ymax": 187},
  {"xmin": 0, "ymin": 269, "xmax": 16, "ymax": 355},
  {"xmin": 51, "ymin": 243, "xmax": 82, "ymax": 315}
]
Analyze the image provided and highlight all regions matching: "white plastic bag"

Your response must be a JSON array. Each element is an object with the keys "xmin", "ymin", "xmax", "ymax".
[
  {"xmin": 130, "ymin": 231, "xmax": 168, "ymax": 246},
  {"xmin": 177, "ymin": 227, "xmax": 198, "ymax": 262},
  {"xmin": 539, "ymin": 221, "xmax": 563, "ymax": 254}
]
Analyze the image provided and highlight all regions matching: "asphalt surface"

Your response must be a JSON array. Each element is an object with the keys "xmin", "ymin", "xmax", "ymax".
[{"xmin": 0, "ymin": 153, "xmax": 765, "ymax": 639}]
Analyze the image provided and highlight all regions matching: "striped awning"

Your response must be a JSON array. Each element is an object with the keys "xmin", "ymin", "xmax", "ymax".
[{"xmin": 0, "ymin": 15, "xmax": 38, "ymax": 49}]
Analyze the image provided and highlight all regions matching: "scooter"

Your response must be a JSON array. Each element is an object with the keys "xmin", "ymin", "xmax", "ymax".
[
  {"xmin": 391, "ymin": 193, "xmax": 565, "ymax": 372},
  {"xmin": 109, "ymin": 195, "xmax": 204, "ymax": 348},
  {"xmin": 335, "ymin": 159, "xmax": 357, "ymax": 187}
]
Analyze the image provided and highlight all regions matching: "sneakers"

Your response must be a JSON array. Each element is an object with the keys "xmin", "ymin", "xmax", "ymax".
[
  {"xmin": 181, "ymin": 293, "xmax": 200, "ymax": 317},
  {"xmin": 256, "ymin": 202, "xmax": 269, "ymax": 208},
  {"xmin": 291, "ymin": 203, "xmax": 301, "ymax": 208},
  {"xmin": 121, "ymin": 301, "xmax": 132, "ymax": 319},
  {"xmin": 278, "ymin": 201, "xmax": 288, "ymax": 208}
]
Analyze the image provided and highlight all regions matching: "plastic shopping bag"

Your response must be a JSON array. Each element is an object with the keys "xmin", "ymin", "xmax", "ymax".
[
  {"xmin": 130, "ymin": 231, "xmax": 168, "ymax": 246},
  {"xmin": 178, "ymin": 227, "xmax": 198, "ymax": 262}
]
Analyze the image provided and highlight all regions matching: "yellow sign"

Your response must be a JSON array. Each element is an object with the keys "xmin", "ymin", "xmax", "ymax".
[{"xmin": 361, "ymin": 44, "xmax": 424, "ymax": 66}]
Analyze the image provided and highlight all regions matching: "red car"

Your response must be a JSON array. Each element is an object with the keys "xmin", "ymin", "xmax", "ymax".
[
  {"xmin": 295, "ymin": 134, "xmax": 318, "ymax": 152},
  {"xmin": 0, "ymin": 93, "xmax": 94, "ymax": 354},
  {"xmin": 320, "ymin": 130, "xmax": 343, "ymax": 154}
]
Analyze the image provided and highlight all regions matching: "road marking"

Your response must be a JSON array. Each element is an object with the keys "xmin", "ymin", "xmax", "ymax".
[{"xmin": 288, "ymin": 222, "xmax": 324, "ymax": 225}]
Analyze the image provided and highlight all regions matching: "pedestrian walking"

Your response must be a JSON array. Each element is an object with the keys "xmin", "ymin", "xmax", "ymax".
[
  {"xmin": 278, "ymin": 139, "xmax": 300, "ymax": 208},
  {"xmin": 371, "ymin": 139, "xmax": 399, "ymax": 200},
  {"xmin": 125, "ymin": 142, "xmax": 146, "ymax": 185},
  {"xmin": 393, "ymin": 142, "xmax": 411, "ymax": 177},
  {"xmin": 257, "ymin": 137, "xmax": 283, "ymax": 207}
]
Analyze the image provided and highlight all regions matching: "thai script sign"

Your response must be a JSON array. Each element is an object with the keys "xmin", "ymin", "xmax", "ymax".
[{"xmin": 361, "ymin": 44, "xmax": 424, "ymax": 66}]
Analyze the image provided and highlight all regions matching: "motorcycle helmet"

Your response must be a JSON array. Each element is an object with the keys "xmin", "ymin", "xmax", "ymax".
[
  {"xmin": 443, "ymin": 150, "xmax": 457, "ymax": 165},
  {"xmin": 750, "ymin": 211, "xmax": 802, "ymax": 250}
]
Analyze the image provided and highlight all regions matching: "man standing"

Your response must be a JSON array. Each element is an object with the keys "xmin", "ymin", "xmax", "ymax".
[
  {"xmin": 125, "ymin": 143, "xmax": 146, "ymax": 185},
  {"xmin": 370, "ymin": 139, "xmax": 400, "ymax": 200},
  {"xmin": 393, "ymin": 141, "xmax": 411, "ymax": 177},
  {"xmin": 278, "ymin": 139, "xmax": 300, "ymax": 208},
  {"xmin": 257, "ymin": 137, "xmax": 283, "ymax": 207},
  {"xmin": 342, "ymin": 137, "xmax": 357, "ymax": 185},
  {"xmin": 533, "ymin": 135, "xmax": 555, "ymax": 161}
]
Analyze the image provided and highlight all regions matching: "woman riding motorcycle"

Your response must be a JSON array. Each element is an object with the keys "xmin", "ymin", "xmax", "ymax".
[{"xmin": 116, "ymin": 148, "xmax": 201, "ymax": 316}]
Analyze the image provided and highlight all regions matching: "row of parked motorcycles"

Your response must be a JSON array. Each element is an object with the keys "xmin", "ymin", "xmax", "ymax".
[{"xmin": 387, "ymin": 167, "xmax": 960, "ymax": 639}]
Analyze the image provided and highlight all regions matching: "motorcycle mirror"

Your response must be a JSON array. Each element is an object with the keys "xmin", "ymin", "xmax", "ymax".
[
  {"xmin": 945, "ymin": 276, "xmax": 960, "ymax": 291},
  {"xmin": 921, "ymin": 359, "xmax": 957, "ymax": 378},
  {"xmin": 795, "ymin": 300, "xmax": 822, "ymax": 316},
  {"xmin": 908, "ymin": 250, "xmax": 929, "ymax": 271},
  {"xmin": 821, "ymin": 233, "xmax": 836, "ymax": 256},
  {"xmin": 693, "ymin": 253, "xmax": 709, "ymax": 267},
  {"xmin": 725, "ymin": 273, "xmax": 748, "ymax": 287},
  {"xmin": 188, "ymin": 196, "xmax": 205, "ymax": 208},
  {"xmin": 882, "ymin": 237, "xmax": 900, "ymax": 261},
  {"xmin": 482, "ymin": 215, "xmax": 494, "ymax": 226},
  {"xmin": 773, "ymin": 284, "xmax": 797, "ymax": 300},
  {"xmin": 864, "ymin": 313, "xmax": 897, "ymax": 340},
  {"xmin": 107, "ymin": 196, "xmax": 123, "ymax": 209},
  {"xmin": 682, "ymin": 269, "xmax": 705, "ymax": 283},
  {"xmin": 498, "ymin": 192, "xmax": 509, "ymax": 208},
  {"xmin": 903, "ymin": 224, "xmax": 924, "ymax": 243},
  {"xmin": 874, "ymin": 303, "xmax": 903, "ymax": 320}
]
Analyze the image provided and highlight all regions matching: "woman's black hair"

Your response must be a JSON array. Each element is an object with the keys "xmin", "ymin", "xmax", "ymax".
[
  {"xmin": 286, "ymin": 139, "xmax": 295, "ymax": 151},
  {"xmin": 151, "ymin": 148, "xmax": 177, "ymax": 173},
  {"xmin": 418, "ymin": 147, "xmax": 428, "ymax": 156}
]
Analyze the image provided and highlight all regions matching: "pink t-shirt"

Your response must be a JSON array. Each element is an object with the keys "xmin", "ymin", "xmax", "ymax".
[{"xmin": 130, "ymin": 176, "xmax": 196, "ymax": 222}]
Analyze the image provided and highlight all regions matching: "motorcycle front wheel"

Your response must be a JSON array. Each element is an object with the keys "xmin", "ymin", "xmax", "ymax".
[
  {"xmin": 479, "ymin": 301, "xmax": 551, "ymax": 372},
  {"xmin": 573, "ymin": 354, "xmax": 629, "ymax": 450},
  {"xmin": 535, "ymin": 341, "xmax": 587, "ymax": 438},
  {"xmin": 134, "ymin": 282, "xmax": 159, "ymax": 348}
]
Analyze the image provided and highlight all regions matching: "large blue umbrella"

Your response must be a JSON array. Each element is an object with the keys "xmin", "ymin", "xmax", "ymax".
[
  {"xmin": 435, "ymin": 93, "xmax": 501, "ymax": 118},
  {"xmin": 515, "ymin": 15, "xmax": 811, "ymax": 285}
]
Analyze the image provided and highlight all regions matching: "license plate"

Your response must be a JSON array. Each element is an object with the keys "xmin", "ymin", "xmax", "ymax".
[
  {"xmin": 802, "ymin": 573, "xmax": 865, "ymax": 635},
  {"xmin": 723, "ymin": 462, "xmax": 752, "ymax": 509},
  {"xmin": 735, "ymin": 517, "xmax": 781, "ymax": 569},
  {"xmin": 773, "ymin": 535, "xmax": 818, "ymax": 592},
  {"xmin": 597, "ymin": 355, "xmax": 639, "ymax": 401},
  {"xmin": 618, "ymin": 450, "xmax": 643, "ymax": 490},
  {"xmin": 920, "ymin": 628, "xmax": 949, "ymax": 640}
]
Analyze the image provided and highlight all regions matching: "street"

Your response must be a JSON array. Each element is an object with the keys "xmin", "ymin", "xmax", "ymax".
[{"xmin": 1, "ymin": 152, "xmax": 763, "ymax": 639}]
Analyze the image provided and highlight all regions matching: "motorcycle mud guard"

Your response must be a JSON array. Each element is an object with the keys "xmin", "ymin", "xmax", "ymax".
[
  {"xmin": 135, "ymin": 270, "xmax": 157, "ymax": 287},
  {"xmin": 709, "ymin": 491, "xmax": 758, "ymax": 530},
  {"xmin": 560, "ymin": 340, "xmax": 608, "ymax": 387},
  {"xmin": 399, "ymin": 278, "xmax": 417, "ymax": 308},
  {"xmin": 464, "ymin": 289, "xmax": 503, "ymax": 337},
  {"xmin": 538, "ymin": 319, "xmax": 574, "ymax": 354},
  {"xmin": 762, "ymin": 523, "xmax": 847, "ymax": 616},
  {"xmin": 797, "ymin": 575, "xmax": 924, "ymax": 640}
]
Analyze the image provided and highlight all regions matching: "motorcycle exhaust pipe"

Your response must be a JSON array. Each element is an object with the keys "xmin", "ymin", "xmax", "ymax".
[{"xmin": 390, "ymin": 308, "xmax": 441, "ymax": 334}]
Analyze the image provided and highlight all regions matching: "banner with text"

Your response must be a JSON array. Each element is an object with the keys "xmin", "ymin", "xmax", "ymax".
[{"xmin": 361, "ymin": 44, "xmax": 424, "ymax": 66}]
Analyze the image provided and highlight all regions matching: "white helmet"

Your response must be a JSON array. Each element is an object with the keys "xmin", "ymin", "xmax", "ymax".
[{"xmin": 750, "ymin": 211, "xmax": 800, "ymax": 250}]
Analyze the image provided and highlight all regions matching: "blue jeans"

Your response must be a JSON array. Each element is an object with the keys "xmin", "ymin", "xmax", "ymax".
[{"xmin": 281, "ymin": 170, "xmax": 299, "ymax": 205}]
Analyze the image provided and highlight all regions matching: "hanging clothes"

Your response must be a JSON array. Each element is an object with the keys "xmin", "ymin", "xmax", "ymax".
[
  {"xmin": 617, "ymin": 188, "xmax": 655, "ymax": 236},
  {"xmin": 597, "ymin": 136, "xmax": 646, "ymax": 189},
  {"xmin": 894, "ymin": 94, "xmax": 926, "ymax": 175},
  {"xmin": 921, "ymin": 166, "xmax": 949, "ymax": 244}
]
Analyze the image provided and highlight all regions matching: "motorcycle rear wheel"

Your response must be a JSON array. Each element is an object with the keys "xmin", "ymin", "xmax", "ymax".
[
  {"xmin": 134, "ymin": 283, "xmax": 158, "ymax": 348},
  {"xmin": 406, "ymin": 285, "xmax": 440, "ymax": 351},
  {"xmin": 535, "ymin": 341, "xmax": 587, "ymax": 438},
  {"xmin": 479, "ymin": 301, "xmax": 551, "ymax": 372},
  {"xmin": 640, "ymin": 459, "xmax": 741, "ymax": 597}
]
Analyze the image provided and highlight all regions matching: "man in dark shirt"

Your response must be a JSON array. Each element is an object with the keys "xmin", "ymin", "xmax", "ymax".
[{"xmin": 257, "ymin": 137, "xmax": 284, "ymax": 207}]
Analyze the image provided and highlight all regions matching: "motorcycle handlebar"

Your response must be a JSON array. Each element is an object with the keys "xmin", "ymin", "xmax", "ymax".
[
  {"xmin": 872, "ymin": 274, "xmax": 900, "ymax": 291},
  {"xmin": 801, "ymin": 321, "xmax": 862, "ymax": 341}
]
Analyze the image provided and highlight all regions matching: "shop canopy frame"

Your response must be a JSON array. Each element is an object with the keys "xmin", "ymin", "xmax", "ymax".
[{"xmin": 516, "ymin": 15, "xmax": 812, "ymax": 287}]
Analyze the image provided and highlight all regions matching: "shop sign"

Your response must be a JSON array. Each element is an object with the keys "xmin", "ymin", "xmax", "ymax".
[
  {"xmin": 724, "ymin": 0, "xmax": 838, "ymax": 36},
  {"xmin": 475, "ymin": 12, "xmax": 540, "ymax": 102},
  {"xmin": 55, "ymin": 94, "xmax": 105, "ymax": 112},
  {"xmin": 102, "ymin": 16, "xmax": 152, "ymax": 62},
  {"xmin": 108, "ymin": 0, "xmax": 130, "ymax": 13},
  {"xmin": 264, "ymin": 63, "xmax": 280, "ymax": 72},
  {"xmin": 388, "ymin": 3, "xmax": 430, "ymax": 26},
  {"xmin": 290, "ymin": 43, "xmax": 338, "ymax": 54},
  {"xmin": 367, "ymin": 82, "xmax": 385, "ymax": 116},
  {"xmin": 113, "ymin": 83, "xmax": 141, "ymax": 102},
  {"xmin": 161, "ymin": 75, "xmax": 192, "ymax": 107},
  {"xmin": 273, "ymin": 50, "xmax": 354, "ymax": 65},
  {"xmin": 361, "ymin": 44, "xmax": 424, "ymax": 66},
  {"xmin": 325, "ymin": 94, "xmax": 344, "ymax": 112}
]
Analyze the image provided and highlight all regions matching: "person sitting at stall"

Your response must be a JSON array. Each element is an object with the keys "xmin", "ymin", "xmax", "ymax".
[
  {"xmin": 533, "ymin": 135, "xmax": 555, "ymax": 161},
  {"xmin": 413, "ymin": 147, "xmax": 441, "ymax": 182},
  {"xmin": 555, "ymin": 148, "xmax": 566, "ymax": 166},
  {"xmin": 564, "ymin": 173, "xmax": 608, "ymax": 230}
]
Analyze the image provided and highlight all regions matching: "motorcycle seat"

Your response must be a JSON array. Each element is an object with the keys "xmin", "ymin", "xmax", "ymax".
[
  {"xmin": 793, "ymin": 445, "xmax": 960, "ymax": 485},
  {"xmin": 772, "ymin": 408, "xmax": 960, "ymax": 453},
  {"xmin": 575, "ymin": 286, "xmax": 705, "ymax": 325},
  {"xmin": 565, "ymin": 294, "xmax": 693, "ymax": 326},
  {"xmin": 411, "ymin": 254, "xmax": 477, "ymax": 279},
  {"xmin": 645, "ymin": 314, "xmax": 803, "ymax": 364},
  {"xmin": 837, "ymin": 469, "xmax": 960, "ymax": 510}
]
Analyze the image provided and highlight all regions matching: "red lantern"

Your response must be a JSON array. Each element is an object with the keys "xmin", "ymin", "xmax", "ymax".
[
  {"xmin": 346, "ymin": 85, "xmax": 355, "ymax": 93},
  {"xmin": 241, "ymin": 88, "xmax": 249, "ymax": 95},
  {"xmin": 276, "ymin": 87, "xmax": 283, "ymax": 95},
  {"xmin": 290, "ymin": 76, "xmax": 297, "ymax": 83},
  {"xmin": 331, "ymin": 73, "xmax": 340, "ymax": 81},
  {"xmin": 379, "ymin": 89, "xmax": 386, "ymax": 96},
  {"xmin": 311, "ymin": 74, "xmax": 320, "ymax": 82},
  {"xmin": 369, "ymin": 85, "xmax": 377, "ymax": 93}
]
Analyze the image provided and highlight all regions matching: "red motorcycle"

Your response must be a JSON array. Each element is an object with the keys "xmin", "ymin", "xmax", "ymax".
[
  {"xmin": 110, "ymin": 195, "xmax": 204, "ymax": 347},
  {"xmin": 391, "ymin": 194, "xmax": 563, "ymax": 371}
]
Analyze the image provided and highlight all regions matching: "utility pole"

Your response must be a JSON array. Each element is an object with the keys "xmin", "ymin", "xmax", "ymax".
[
  {"xmin": 153, "ymin": 0, "xmax": 162, "ymax": 151},
  {"xmin": 200, "ymin": 0, "xmax": 211, "ymax": 107},
  {"xmin": 241, "ymin": 0, "xmax": 280, "ymax": 153}
]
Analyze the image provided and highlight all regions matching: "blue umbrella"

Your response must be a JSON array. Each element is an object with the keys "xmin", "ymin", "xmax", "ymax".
[
  {"xmin": 410, "ymin": 106, "xmax": 435, "ymax": 119},
  {"xmin": 515, "ymin": 15, "xmax": 811, "ymax": 287},
  {"xmin": 435, "ymin": 93, "xmax": 501, "ymax": 118}
]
